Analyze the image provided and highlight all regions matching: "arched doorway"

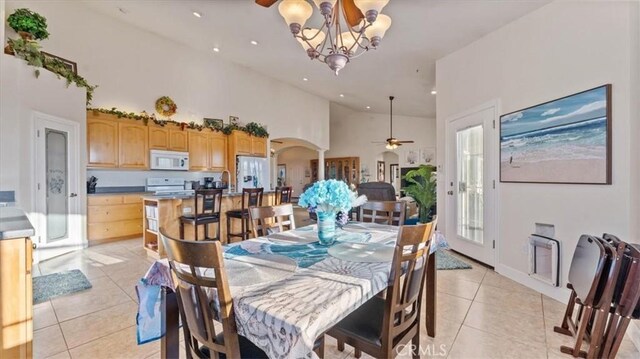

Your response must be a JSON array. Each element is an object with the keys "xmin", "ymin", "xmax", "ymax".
[
  {"xmin": 270, "ymin": 138, "xmax": 321, "ymax": 198},
  {"xmin": 375, "ymin": 150, "xmax": 400, "ymax": 192}
]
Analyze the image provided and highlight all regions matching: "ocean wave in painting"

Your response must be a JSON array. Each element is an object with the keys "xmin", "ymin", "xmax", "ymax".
[{"xmin": 500, "ymin": 117, "xmax": 606, "ymax": 164}]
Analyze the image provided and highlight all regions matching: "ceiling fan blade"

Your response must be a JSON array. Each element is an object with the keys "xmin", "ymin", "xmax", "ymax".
[
  {"xmin": 255, "ymin": 0, "xmax": 278, "ymax": 7},
  {"xmin": 396, "ymin": 140, "xmax": 415, "ymax": 144},
  {"xmin": 270, "ymin": 140, "xmax": 284, "ymax": 144},
  {"xmin": 342, "ymin": 0, "xmax": 364, "ymax": 27}
]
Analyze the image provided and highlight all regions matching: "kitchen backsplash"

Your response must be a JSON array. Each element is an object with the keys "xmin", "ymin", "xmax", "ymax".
[{"xmin": 87, "ymin": 170, "xmax": 224, "ymax": 187}]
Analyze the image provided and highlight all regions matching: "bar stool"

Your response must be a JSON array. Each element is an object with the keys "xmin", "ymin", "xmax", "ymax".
[
  {"xmin": 275, "ymin": 186, "xmax": 293, "ymax": 204},
  {"xmin": 226, "ymin": 188, "xmax": 263, "ymax": 243},
  {"xmin": 179, "ymin": 189, "xmax": 223, "ymax": 241}
]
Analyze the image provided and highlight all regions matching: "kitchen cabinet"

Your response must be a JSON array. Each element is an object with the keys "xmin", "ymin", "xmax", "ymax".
[
  {"xmin": 87, "ymin": 117, "xmax": 118, "ymax": 168},
  {"xmin": 188, "ymin": 131, "xmax": 209, "ymax": 171},
  {"xmin": 118, "ymin": 122, "xmax": 149, "ymax": 169},
  {"xmin": 209, "ymin": 132, "xmax": 227, "ymax": 171},
  {"xmin": 233, "ymin": 131, "xmax": 252, "ymax": 155},
  {"xmin": 148, "ymin": 126, "xmax": 169, "ymax": 150},
  {"xmin": 311, "ymin": 157, "xmax": 360, "ymax": 185},
  {"xmin": 169, "ymin": 129, "xmax": 188, "ymax": 151},
  {"xmin": 87, "ymin": 194, "xmax": 143, "ymax": 242},
  {"xmin": 251, "ymin": 137, "xmax": 267, "ymax": 157}
]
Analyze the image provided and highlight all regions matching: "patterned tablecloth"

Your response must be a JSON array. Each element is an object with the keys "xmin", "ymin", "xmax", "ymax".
[{"xmin": 141, "ymin": 223, "xmax": 440, "ymax": 359}]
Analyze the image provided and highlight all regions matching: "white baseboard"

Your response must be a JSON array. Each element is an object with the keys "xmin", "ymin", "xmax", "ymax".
[{"xmin": 494, "ymin": 263, "xmax": 571, "ymax": 303}]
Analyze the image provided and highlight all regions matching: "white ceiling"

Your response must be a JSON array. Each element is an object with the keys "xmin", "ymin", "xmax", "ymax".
[{"xmin": 81, "ymin": 0, "xmax": 549, "ymax": 118}]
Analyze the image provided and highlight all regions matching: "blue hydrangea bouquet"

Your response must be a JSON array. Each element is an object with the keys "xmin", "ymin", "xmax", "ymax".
[{"xmin": 298, "ymin": 180, "xmax": 367, "ymax": 245}]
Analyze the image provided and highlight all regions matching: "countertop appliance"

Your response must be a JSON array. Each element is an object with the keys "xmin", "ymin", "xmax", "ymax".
[
  {"xmin": 236, "ymin": 156, "xmax": 269, "ymax": 192},
  {"xmin": 146, "ymin": 178, "xmax": 194, "ymax": 197},
  {"xmin": 203, "ymin": 177, "xmax": 214, "ymax": 189},
  {"xmin": 150, "ymin": 150, "xmax": 189, "ymax": 171}
]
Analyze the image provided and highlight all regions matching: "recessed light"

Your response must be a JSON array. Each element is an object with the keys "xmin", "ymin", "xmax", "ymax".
[
  {"xmin": 193, "ymin": 11, "xmax": 202, "ymax": 18},
  {"xmin": 431, "ymin": 90, "xmax": 437, "ymax": 95},
  {"xmin": 339, "ymin": 94, "xmax": 345, "ymax": 98},
  {"xmin": 366, "ymin": 106, "xmax": 371, "ymax": 109},
  {"xmin": 250, "ymin": 40, "xmax": 259, "ymax": 45},
  {"xmin": 303, "ymin": 77, "xmax": 308, "ymax": 81},
  {"xmin": 213, "ymin": 47, "xmax": 220, "ymax": 52}
]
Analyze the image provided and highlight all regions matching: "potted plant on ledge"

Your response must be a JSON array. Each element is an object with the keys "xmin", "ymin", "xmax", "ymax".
[
  {"xmin": 402, "ymin": 165, "xmax": 437, "ymax": 223},
  {"xmin": 7, "ymin": 8, "xmax": 50, "ymax": 41}
]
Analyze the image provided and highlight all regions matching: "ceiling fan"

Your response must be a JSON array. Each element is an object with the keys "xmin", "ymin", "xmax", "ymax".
[
  {"xmin": 255, "ymin": 0, "xmax": 365, "ymax": 27},
  {"xmin": 372, "ymin": 96, "xmax": 414, "ymax": 149}
]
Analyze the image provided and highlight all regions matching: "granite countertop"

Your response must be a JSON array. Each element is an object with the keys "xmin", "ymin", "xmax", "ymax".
[
  {"xmin": 0, "ymin": 207, "xmax": 35, "ymax": 240},
  {"xmin": 143, "ymin": 190, "xmax": 276, "ymax": 201}
]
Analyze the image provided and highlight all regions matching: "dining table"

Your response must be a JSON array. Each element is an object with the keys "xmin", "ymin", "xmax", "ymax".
[{"xmin": 141, "ymin": 222, "xmax": 438, "ymax": 359}]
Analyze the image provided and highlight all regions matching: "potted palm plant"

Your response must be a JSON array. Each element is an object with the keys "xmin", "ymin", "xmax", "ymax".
[
  {"xmin": 7, "ymin": 8, "xmax": 50, "ymax": 40},
  {"xmin": 402, "ymin": 165, "xmax": 437, "ymax": 223}
]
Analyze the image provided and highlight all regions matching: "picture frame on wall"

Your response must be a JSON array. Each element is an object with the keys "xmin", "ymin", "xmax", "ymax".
[
  {"xmin": 203, "ymin": 118, "xmax": 224, "ymax": 128},
  {"xmin": 500, "ymin": 84, "xmax": 612, "ymax": 184},
  {"xmin": 42, "ymin": 52, "xmax": 77, "ymax": 75},
  {"xmin": 229, "ymin": 116, "xmax": 239, "ymax": 124},
  {"xmin": 419, "ymin": 147, "xmax": 435, "ymax": 165},
  {"xmin": 405, "ymin": 150, "xmax": 418, "ymax": 165}
]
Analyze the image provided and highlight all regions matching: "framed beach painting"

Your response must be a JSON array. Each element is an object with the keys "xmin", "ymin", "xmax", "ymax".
[{"xmin": 500, "ymin": 84, "xmax": 611, "ymax": 184}]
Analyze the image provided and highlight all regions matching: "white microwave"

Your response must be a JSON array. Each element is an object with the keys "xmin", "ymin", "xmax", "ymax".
[{"xmin": 150, "ymin": 150, "xmax": 189, "ymax": 171}]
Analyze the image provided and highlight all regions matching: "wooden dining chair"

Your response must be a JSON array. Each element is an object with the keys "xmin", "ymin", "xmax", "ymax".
[
  {"xmin": 275, "ymin": 186, "xmax": 293, "ymax": 204},
  {"xmin": 248, "ymin": 203, "xmax": 296, "ymax": 238},
  {"xmin": 327, "ymin": 221, "xmax": 435, "ymax": 359},
  {"xmin": 359, "ymin": 200, "xmax": 407, "ymax": 226},
  {"xmin": 159, "ymin": 229, "xmax": 268, "ymax": 359}
]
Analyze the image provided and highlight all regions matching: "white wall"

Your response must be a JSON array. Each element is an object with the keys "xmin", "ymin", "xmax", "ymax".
[
  {"xmin": 327, "ymin": 102, "xmax": 436, "ymax": 181},
  {"xmin": 0, "ymin": 55, "xmax": 87, "ymax": 243},
  {"xmin": 436, "ymin": 0, "xmax": 640, "ymax": 302},
  {"xmin": 5, "ymin": 0, "xmax": 330, "ymax": 152},
  {"xmin": 275, "ymin": 146, "xmax": 318, "ymax": 196}
]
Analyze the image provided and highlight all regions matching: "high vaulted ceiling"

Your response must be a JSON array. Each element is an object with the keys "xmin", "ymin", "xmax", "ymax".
[{"xmin": 81, "ymin": 0, "xmax": 549, "ymax": 118}]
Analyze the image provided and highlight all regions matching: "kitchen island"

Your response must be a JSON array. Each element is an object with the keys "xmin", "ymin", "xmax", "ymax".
[{"xmin": 142, "ymin": 191, "xmax": 276, "ymax": 258}]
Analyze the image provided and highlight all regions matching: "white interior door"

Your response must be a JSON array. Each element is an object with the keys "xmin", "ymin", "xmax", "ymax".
[
  {"xmin": 34, "ymin": 113, "xmax": 82, "ymax": 262},
  {"xmin": 445, "ymin": 105, "xmax": 497, "ymax": 266}
]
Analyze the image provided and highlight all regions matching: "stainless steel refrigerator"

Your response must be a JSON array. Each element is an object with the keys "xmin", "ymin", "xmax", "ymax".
[{"xmin": 236, "ymin": 156, "xmax": 270, "ymax": 192}]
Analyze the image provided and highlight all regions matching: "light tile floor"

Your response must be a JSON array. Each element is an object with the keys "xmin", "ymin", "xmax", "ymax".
[{"xmin": 33, "ymin": 238, "xmax": 639, "ymax": 359}]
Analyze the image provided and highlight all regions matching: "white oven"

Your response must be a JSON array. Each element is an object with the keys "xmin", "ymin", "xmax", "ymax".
[{"xmin": 149, "ymin": 150, "xmax": 189, "ymax": 171}]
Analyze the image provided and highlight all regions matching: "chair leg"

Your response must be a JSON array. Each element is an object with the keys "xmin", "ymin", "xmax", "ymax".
[
  {"xmin": 314, "ymin": 336, "xmax": 325, "ymax": 359},
  {"xmin": 412, "ymin": 330, "xmax": 420, "ymax": 359},
  {"xmin": 354, "ymin": 348, "xmax": 362, "ymax": 359},
  {"xmin": 226, "ymin": 216, "xmax": 232, "ymax": 243},
  {"xmin": 337, "ymin": 340, "xmax": 344, "ymax": 352},
  {"xmin": 241, "ymin": 217, "xmax": 246, "ymax": 241},
  {"xmin": 179, "ymin": 222, "xmax": 184, "ymax": 240},
  {"xmin": 194, "ymin": 223, "xmax": 198, "ymax": 241},
  {"xmin": 204, "ymin": 223, "xmax": 209, "ymax": 240},
  {"xmin": 216, "ymin": 220, "xmax": 221, "ymax": 242}
]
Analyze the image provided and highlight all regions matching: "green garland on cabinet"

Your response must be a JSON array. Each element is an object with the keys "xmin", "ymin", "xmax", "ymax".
[
  {"xmin": 87, "ymin": 107, "xmax": 269, "ymax": 137},
  {"xmin": 8, "ymin": 38, "xmax": 97, "ymax": 105}
]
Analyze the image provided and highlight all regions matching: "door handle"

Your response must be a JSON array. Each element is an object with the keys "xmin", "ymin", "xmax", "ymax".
[
  {"xmin": 70, "ymin": 193, "xmax": 78, "ymax": 197},
  {"xmin": 447, "ymin": 191, "xmax": 454, "ymax": 195}
]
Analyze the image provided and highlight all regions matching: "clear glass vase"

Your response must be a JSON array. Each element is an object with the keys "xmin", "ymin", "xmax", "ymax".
[{"xmin": 317, "ymin": 212, "xmax": 336, "ymax": 246}]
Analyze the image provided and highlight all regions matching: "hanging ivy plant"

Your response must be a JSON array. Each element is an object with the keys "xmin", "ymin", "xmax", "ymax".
[
  {"xmin": 244, "ymin": 122, "xmax": 269, "ymax": 138},
  {"xmin": 9, "ymin": 38, "xmax": 97, "ymax": 105}
]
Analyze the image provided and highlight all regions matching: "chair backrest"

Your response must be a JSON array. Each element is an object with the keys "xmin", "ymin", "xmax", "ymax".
[
  {"xmin": 568, "ymin": 235, "xmax": 607, "ymax": 305},
  {"xmin": 194, "ymin": 189, "xmax": 223, "ymax": 218},
  {"xmin": 159, "ymin": 229, "xmax": 241, "ymax": 358},
  {"xmin": 249, "ymin": 203, "xmax": 296, "ymax": 237},
  {"xmin": 242, "ymin": 188, "xmax": 264, "ymax": 210},
  {"xmin": 357, "ymin": 182, "xmax": 396, "ymax": 201},
  {"xmin": 359, "ymin": 201, "xmax": 406, "ymax": 226},
  {"xmin": 275, "ymin": 186, "xmax": 293, "ymax": 204},
  {"xmin": 381, "ymin": 220, "xmax": 436, "ymax": 349}
]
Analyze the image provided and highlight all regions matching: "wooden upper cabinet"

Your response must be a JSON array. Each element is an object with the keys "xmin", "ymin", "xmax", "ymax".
[
  {"xmin": 209, "ymin": 132, "xmax": 227, "ymax": 171},
  {"xmin": 234, "ymin": 131, "xmax": 252, "ymax": 155},
  {"xmin": 188, "ymin": 131, "xmax": 209, "ymax": 171},
  {"xmin": 169, "ymin": 129, "xmax": 188, "ymax": 152},
  {"xmin": 148, "ymin": 126, "xmax": 169, "ymax": 150},
  {"xmin": 118, "ymin": 122, "xmax": 149, "ymax": 169},
  {"xmin": 251, "ymin": 137, "xmax": 267, "ymax": 158},
  {"xmin": 87, "ymin": 118, "xmax": 119, "ymax": 168}
]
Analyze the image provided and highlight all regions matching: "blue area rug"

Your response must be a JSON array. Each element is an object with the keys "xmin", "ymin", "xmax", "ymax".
[
  {"xmin": 33, "ymin": 269, "xmax": 92, "ymax": 304},
  {"xmin": 436, "ymin": 251, "xmax": 472, "ymax": 270}
]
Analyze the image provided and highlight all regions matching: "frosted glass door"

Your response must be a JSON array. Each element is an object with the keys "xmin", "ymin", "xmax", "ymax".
[
  {"xmin": 46, "ymin": 129, "xmax": 69, "ymax": 242},
  {"xmin": 456, "ymin": 125, "xmax": 484, "ymax": 244}
]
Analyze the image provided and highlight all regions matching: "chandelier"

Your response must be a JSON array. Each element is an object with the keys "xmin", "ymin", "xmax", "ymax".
[{"xmin": 277, "ymin": 0, "xmax": 392, "ymax": 75}]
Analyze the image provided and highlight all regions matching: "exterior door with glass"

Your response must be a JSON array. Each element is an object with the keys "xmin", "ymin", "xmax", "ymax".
[
  {"xmin": 445, "ymin": 105, "xmax": 496, "ymax": 266},
  {"xmin": 34, "ymin": 113, "xmax": 82, "ymax": 262}
]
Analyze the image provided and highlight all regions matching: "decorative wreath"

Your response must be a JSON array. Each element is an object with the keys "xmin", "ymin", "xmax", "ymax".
[{"xmin": 155, "ymin": 96, "xmax": 177, "ymax": 117}]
